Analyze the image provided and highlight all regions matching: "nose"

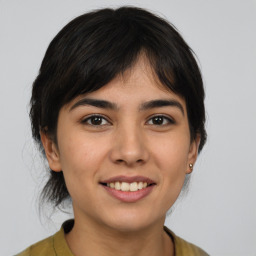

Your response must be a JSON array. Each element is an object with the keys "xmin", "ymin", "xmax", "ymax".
[{"xmin": 109, "ymin": 124, "xmax": 149, "ymax": 167}]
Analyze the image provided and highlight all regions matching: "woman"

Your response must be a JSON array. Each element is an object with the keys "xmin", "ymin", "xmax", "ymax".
[{"xmin": 17, "ymin": 6, "xmax": 208, "ymax": 256}]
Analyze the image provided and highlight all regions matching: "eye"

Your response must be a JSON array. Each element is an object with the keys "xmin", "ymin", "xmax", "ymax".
[
  {"xmin": 82, "ymin": 115, "xmax": 110, "ymax": 126},
  {"xmin": 146, "ymin": 115, "xmax": 175, "ymax": 126}
]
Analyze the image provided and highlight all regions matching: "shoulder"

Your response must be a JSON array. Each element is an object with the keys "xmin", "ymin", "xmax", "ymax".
[
  {"xmin": 164, "ymin": 226, "xmax": 209, "ymax": 256},
  {"xmin": 16, "ymin": 220, "xmax": 74, "ymax": 256},
  {"xmin": 15, "ymin": 235, "xmax": 55, "ymax": 256}
]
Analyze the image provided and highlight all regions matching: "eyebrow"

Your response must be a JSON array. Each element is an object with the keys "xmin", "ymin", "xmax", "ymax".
[
  {"xmin": 70, "ymin": 98, "xmax": 118, "ymax": 111},
  {"xmin": 139, "ymin": 99, "xmax": 184, "ymax": 115},
  {"xmin": 70, "ymin": 98, "xmax": 184, "ymax": 115}
]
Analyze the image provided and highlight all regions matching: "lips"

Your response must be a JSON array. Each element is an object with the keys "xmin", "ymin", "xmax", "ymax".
[{"xmin": 100, "ymin": 175, "xmax": 156, "ymax": 202}]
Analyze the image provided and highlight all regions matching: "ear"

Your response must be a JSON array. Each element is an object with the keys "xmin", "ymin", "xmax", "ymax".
[
  {"xmin": 186, "ymin": 134, "xmax": 201, "ymax": 174},
  {"xmin": 40, "ymin": 131, "xmax": 62, "ymax": 172}
]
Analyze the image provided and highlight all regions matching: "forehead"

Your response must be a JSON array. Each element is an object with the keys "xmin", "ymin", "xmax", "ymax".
[{"xmin": 66, "ymin": 55, "xmax": 186, "ymax": 110}]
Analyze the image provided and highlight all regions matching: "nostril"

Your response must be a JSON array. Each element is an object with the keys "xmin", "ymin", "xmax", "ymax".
[{"xmin": 115, "ymin": 158, "xmax": 144, "ymax": 165}]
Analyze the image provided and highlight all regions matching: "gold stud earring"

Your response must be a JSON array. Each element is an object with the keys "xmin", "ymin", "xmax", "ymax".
[{"xmin": 189, "ymin": 163, "xmax": 193, "ymax": 171}]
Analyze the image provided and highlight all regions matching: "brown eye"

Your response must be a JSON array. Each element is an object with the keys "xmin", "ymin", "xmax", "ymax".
[
  {"xmin": 147, "ymin": 115, "xmax": 174, "ymax": 126},
  {"xmin": 91, "ymin": 116, "xmax": 103, "ymax": 125},
  {"xmin": 82, "ymin": 115, "xmax": 109, "ymax": 126},
  {"xmin": 152, "ymin": 116, "xmax": 164, "ymax": 125}
]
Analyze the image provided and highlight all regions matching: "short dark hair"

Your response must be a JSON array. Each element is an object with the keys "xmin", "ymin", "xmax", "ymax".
[{"xmin": 30, "ymin": 6, "xmax": 207, "ymax": 208}]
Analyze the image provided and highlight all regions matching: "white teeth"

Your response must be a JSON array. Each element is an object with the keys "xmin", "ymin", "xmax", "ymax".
[
  {"xmin": 106, "ymin": 181, "xmax": 149, "ymax": 192},
  {"xmin": 130, "ymin": 182, "xmax": 138, "ymax": 192},
  {"xmin": 114, "ymin": 181, "xmax": 121, "ymax": 190},
  {"xmin": 121, "ymin": 182, "xmax": 130, "ymax": 191}
]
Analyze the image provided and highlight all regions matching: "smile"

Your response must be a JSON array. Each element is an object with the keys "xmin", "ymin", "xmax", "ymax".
[
  {"xmin": 106, "ymin": 181, "xmax": 149, "ymax": 192},
  {"xmin": 100, "ymin": 176, "xmax": 156, "ymax": 202}
]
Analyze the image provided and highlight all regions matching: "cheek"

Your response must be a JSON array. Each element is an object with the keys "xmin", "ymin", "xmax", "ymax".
[
  {"xmin": 151, "ymin": 133, "xmax": 190, "ymax": 202},
  {"xmin": 57, "ymin": 133, "xmax": 107, "ymax": 183},
  {"xmin": 56, "ymin": 136, "xmax": 106, "ymax": 206},
  {"xmin": 152, "ymin": 132, "xmax": 191, "ymax": 171}
]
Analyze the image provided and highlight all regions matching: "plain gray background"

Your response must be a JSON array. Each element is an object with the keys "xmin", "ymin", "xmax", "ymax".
[{"xmin": 1, "ymin": 0, "xmax": 256, "ymax": 255}]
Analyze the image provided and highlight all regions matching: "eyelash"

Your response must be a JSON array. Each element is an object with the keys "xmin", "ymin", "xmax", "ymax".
[
  {"xmin": 146, "ymin": 115, "xmax": 175, "ymax": 126},
  {"xmin": 81, "ymin": 115, "xmax": 111, "ymax": 126},
  {"xmin": 81, "ymin": 114, "xmax": 175, "ymax": 127}
]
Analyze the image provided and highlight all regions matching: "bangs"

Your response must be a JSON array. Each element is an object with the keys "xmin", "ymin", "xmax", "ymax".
[{"xmin": 40, "ymin": 7, "xmax": 185, "ymax": 107}]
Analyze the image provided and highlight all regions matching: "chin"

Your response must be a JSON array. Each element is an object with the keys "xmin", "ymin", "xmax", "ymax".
[{"xmin": 102, "ymin": 209, "xmax": 165, "ymax": 233}]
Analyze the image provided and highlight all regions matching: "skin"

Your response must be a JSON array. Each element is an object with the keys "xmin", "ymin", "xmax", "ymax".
[{"xmin": 41, "ymin": 56, "xmax": 200, "ymax": 256}]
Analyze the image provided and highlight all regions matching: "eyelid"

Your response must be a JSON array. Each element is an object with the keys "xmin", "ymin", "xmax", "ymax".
[
  {"xmin": 146, "ymin": 114, "xmax": 175, "ymax": 125},
  {"xmin": 81, "ymin": 114, "xmax": 111, "ymax": 126}
]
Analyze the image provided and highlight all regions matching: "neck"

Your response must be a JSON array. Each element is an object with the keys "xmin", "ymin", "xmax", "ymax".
[{"xmin": 65, "ymin": 217, "xmax": 173, "ymax": 256}]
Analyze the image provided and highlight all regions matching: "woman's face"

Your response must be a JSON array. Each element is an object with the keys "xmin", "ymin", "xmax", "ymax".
[{"xmin": 42, "ymin": 57, "xmax": 199, "ymax": 232}]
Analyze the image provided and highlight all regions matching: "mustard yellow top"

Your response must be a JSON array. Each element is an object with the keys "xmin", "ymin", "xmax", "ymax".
[{"xmin": 16, "ymin": 220, "xmax": 208, "ymax": 256}]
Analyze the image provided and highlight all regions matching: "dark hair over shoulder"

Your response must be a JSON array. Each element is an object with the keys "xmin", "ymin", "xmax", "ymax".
[{"xmin": 30, "ymin": 6, "xmax": 207, "ymax": 208}]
